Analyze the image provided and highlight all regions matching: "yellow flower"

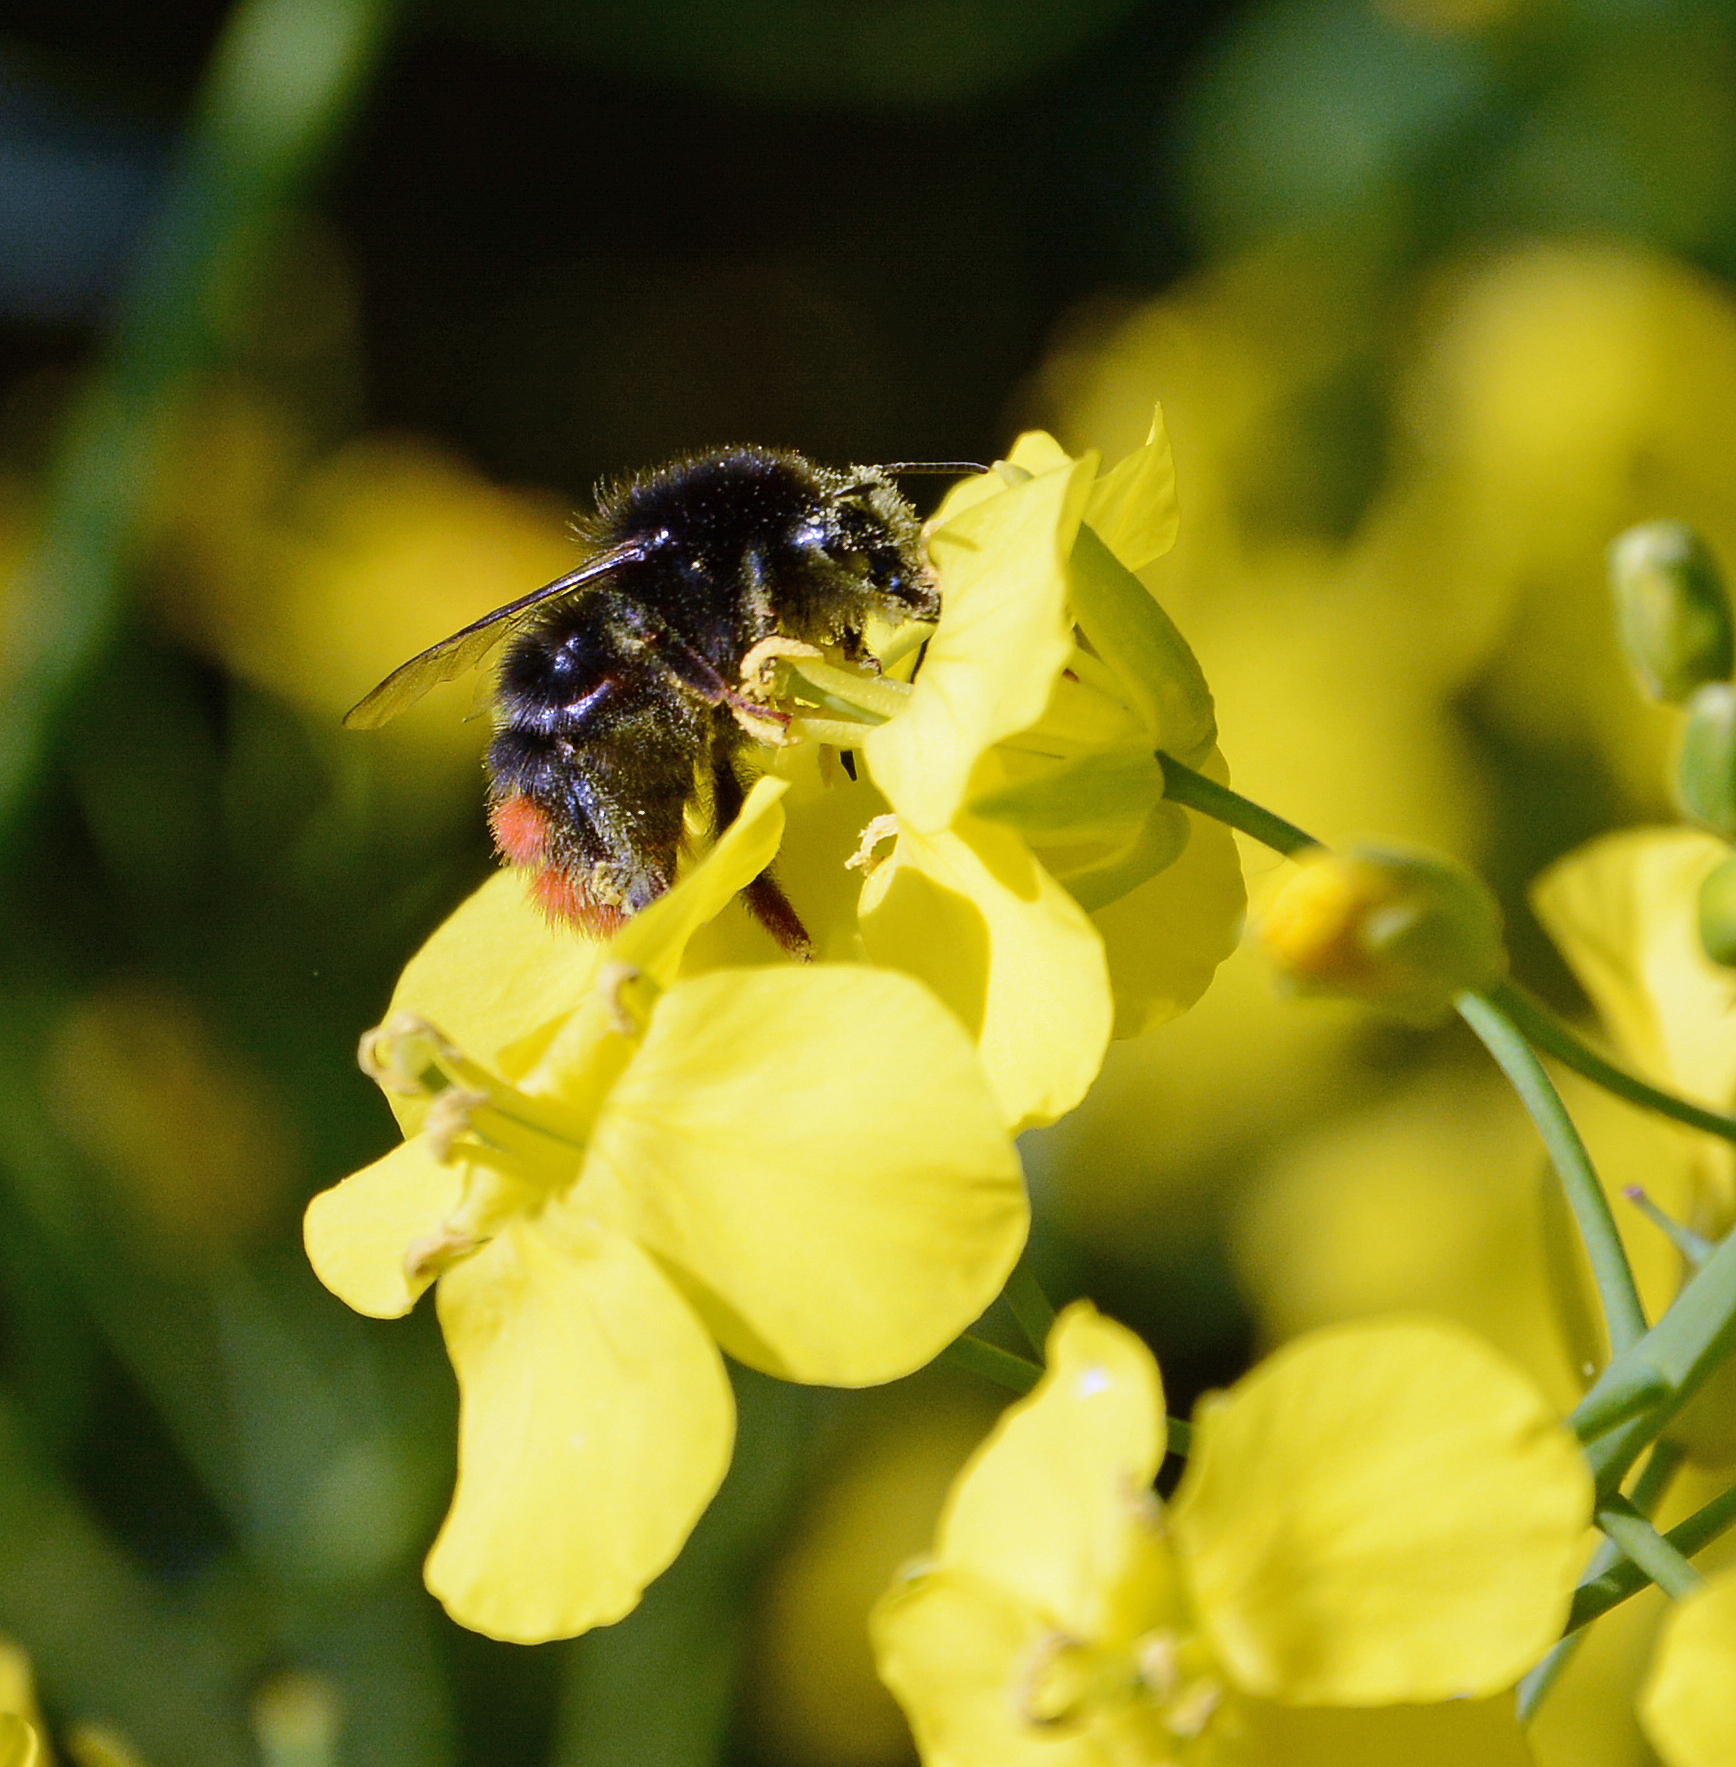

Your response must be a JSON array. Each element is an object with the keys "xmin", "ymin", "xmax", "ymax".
[
  {"xmin": 0, "ymin": 1641, "xmax": 38, "ymax": 1767},
  {"xmin": 1532, "ymin": 827, "xmax": 1736, "ymax": 1457},
  {"xmin": 304, "ymin": 778, "xmax": 1028, "ymax": 1642},
  {"xmin": 1533, "ymin": 829, "xmax": 1736, "ymax": 1134},
  {"xmin": 872, "ymin": 1304, "xmax": 1591, "ymax": 1766},
  {"xmin": 0, "ymin": 1716, "xmax": 35, "ymax": 1767},
  {"xmin": 743, "ymin": 422, "xmax": 1243, "ymax": 1131},
  {"xmin": 1638, "ymin": 1567, "xmax": 1736, "ymax": 1767}
]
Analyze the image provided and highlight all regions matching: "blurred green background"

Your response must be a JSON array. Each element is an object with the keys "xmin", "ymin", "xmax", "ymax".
[{"xmin": 3, "ymin": 0, "xmax": 1735, "ymax": 1761}]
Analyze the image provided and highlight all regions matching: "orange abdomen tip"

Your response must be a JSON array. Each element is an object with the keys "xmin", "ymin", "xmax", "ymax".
[
  {"xmin": 490, "ymin": 794, "xmax": 552, "ymax": 866},
  {"xmin": 532, "ymin": 867, "xmax": 629, "ymax": 939}
]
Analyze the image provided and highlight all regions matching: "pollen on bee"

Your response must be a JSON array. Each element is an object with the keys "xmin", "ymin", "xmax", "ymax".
[
  {"xmin": 489, "ymin": 794, "xmax": 552, "ymax": 865},
  {"xmin": 532, "ymin": 866, "xmax": 629, "ymax": 939}
]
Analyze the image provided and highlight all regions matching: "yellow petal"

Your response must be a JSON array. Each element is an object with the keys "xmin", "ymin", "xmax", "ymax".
[
  {"xmin": 1532, "ymin": 827, "xmax": 1736, "ymax": 1107},
  {"xmin": 1081, "ymin": 409, "xmax": 1181, "ymax": 573},
  {"xmin": 425, "ymin": 1216, "xmax": 732, "ymax": 1642},
  {"xmin": 584, "ymin": 965, "xmax": 1027, "ymax": 1387},
  {"xmin": 1048, "ymin": 802, "xmax": 1193, "ymax": 915},
  {"xmin": 0, "ymin": 1639, "xmax": 41, "ymax": 1728},
  {"xmin": 1006, "ymin": 430, "xmax": 1079, "ymax": 476},
  {"xmin": 1639, "ymin": 1567, "xmax": 1736, "ymax": 1767},
  {"xmin": 858, "ymin": 818, "xmax": 1113, "ymax": 1133},
  {"xmin": 1089, "ymin": 790, "xmax": 1247, "ymax": 1039},
  {"xmin": 1231, "ymin": 1692, "xmax": 1537, "ymax": 1766},
  {"xmin": 386, "ymin": 868, "xmax": 606, "ymax": 1091},
  {"xmin": 0, "ymin": 1717, "xmax": 37, "ymax": 1767},
  {"xmin": 681, "ymin": 758, "xmax": 879, "ymax": 970},
  {"xmin": 303, "ymin": 1139, "xmax": 464, "ymax": 1318},
  {"xmin": 1170, "ymin": 1315, "xmax": 1592, "ymax": 1705},
  {"xmin": 866, "ymin": 458, "xmax": 1093, "ymax": 833},
  {"xmin": 936, "ymin": 1304, "xmax": 1168, "ymax": 1639},
  {"xmin": 870, "ymin": 1569, "xmax": 1094, "ymax": 1767}
]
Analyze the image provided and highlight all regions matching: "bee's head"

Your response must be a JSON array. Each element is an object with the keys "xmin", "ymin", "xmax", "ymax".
[{"xmin": 805, "ymin": 467, "xmax": 939, "ymax": 626}]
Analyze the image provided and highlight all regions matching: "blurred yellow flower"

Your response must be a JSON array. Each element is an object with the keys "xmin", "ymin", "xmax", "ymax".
[
  {"xmin": 0, "ymin": 1637, "xmax": 150, "ymax": 1767},
  {"xmin": 150, "ymin": 401, "xmax": 578, "ymax": 826},
  {"xmin": 1533, "ymin": 826, "xmax": 1736, "ymax": 1459},
  {"xmin": 42, "ymin": 980, "xmax": 297, "ymax": 1266},
  {"xmin": 1256, "ymin": 843, "xmax": 1506, "ymax": 1022},
  {"xmin": 305, "ymin": 779, "xmax": 1028, "ymax": 1641},
  {"xmin": 873, "ymin": 1304, "xmax": 1590, "ymax": 1766},
  {"xmin": 748, "ymin": 1386, "xmax": 1005, "ymax": 1767},
  {"xmin": 0, "ymin": 1643, "xmax": 38, "ymax": 1767},
  {"xmin": 1638, "ymin": 1568, "xmax": 1736, "ymax": 1767},
  {"xmin": 1230, "ymin": 1066, "xmax": 1586, "ymax": 1408}
]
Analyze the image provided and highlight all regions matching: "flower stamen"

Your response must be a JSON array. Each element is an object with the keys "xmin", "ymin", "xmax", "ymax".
[
  {"xmin": 596, "ymin": 961, "xmax": 649, "ymax": 1038},
  {"xmin": 847, "ymin": 813, "xmax": 901, "ymax": 875},
  {"xmin": 404, "ymin": 1222, "xmax": 489, "ymax": 1285},
  {"xmin": 1018, "ymin": 1634, "xmax": 1100, "ymax": 1731}
]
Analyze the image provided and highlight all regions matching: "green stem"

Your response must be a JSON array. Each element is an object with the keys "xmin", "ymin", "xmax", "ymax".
[
  {"xmin": 940, "ymin": 1334, "xmax": 1040, "ymax": 1394},
  {"xmin": 1576, "ymin": 1221, "xmax": 1736, "ymax": 1492},
  {"xmin": 1456, "ymin": 990, "xmax": 1648, "ymax": 1355},
  {"xmin": 1567, "ymin": 1466, "xmax": 1736, "ymax": 1632},
  {"xmin": 1489, "ymin": 979, "xmax": 1736, "ymax": 1148},
  {"xmin": 1594, "ymin": 1495, "xmax": 1704, "ymax": 1600},
  {"xmin": 1155, "ymin": 753, "xmax": 1320, "ymax": 857},
  {"xmin": 1003, "ymin": 1253, "xmax": 1057, "ymax": 1356},
  {"xmin": 0, "ymin": 0, "xmax": 398, "ymax": 832}
]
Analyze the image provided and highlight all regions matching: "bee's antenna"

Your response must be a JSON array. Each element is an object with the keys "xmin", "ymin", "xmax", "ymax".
[{"xmin": 880, "ymin": 461, "xmax": 989, "ymax": 477}]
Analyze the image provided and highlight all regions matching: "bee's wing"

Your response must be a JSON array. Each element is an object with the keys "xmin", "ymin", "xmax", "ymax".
[{"xmin": 342, "ymin": 537, "xmax": 656, "ymax": 729}]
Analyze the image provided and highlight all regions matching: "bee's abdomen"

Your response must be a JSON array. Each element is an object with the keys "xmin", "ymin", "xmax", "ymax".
[{"xmin": 487, "ymin": 619, "xmax": 709, "ymax": 917}]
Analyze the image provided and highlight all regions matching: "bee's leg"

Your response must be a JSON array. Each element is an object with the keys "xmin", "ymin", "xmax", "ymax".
[
  {"xmin": 711, "ymin": 747, "xmax": 812, "ymax": 960},
  {"xmin": 615, "ymin": 601, "xmax": 789, "ymax": 726}
]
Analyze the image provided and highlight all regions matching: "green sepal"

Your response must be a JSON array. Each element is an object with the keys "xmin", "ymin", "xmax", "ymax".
[
  {"xmin": 1610, "ymin": 521, "xmax": 1734, "ymax": 705},
  {"xmin": 968, "ymin": 744, "xmax": 1165, "ymax": 843},
  {"xmin": 1676, "ymin": 683, "xmax": 1736, "ymax": 840},
  {"xmin": 1572, "ymin": 1358, "xmax": 1675, "ymax": 1444},
  {"xmin": 1055, "ymin": 802, "xmax": 1192, "ymax": 913},
  {"xmin": 1575, "ymin": 1222, "xmax": 1736, "ymax": 1492},
  {"xmin": 1698, "ymin": 847, "xmax": 1736, "ymax": 968}
]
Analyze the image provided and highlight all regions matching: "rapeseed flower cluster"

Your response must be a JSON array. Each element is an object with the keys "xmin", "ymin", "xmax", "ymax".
[
  {"xmin": 296, "ymin": 409, "xmax": 1736, "ymax": 1767},
  {"xmin": 304, "ymin": 429, "xmax": 1245, "ymax": 1643},
  {"xmin": 873, "ymin": 1305, "xmax": 1591, "ymax": 1767}
]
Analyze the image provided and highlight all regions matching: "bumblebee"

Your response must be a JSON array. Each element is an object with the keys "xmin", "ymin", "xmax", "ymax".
[{"xmin": 345, "ymin": 446, "xmax": 959, "ymax": 950}]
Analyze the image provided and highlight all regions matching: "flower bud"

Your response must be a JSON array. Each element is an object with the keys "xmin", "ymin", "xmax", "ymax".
[
  {"xmin": 1609, "ymin": 521, "xmax": 1734, "ymax": 704},
  {"xmin": 1698, "ymin": 847, "xmax": 1736, "ymax": 969},
  {"xmin": 1258, "ymin": 846, "xmax": 1507, "ymax": 1022},
  {"xmin": 1676, "ymin": 682, "xmax": 1736, "ymax": 840}
]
